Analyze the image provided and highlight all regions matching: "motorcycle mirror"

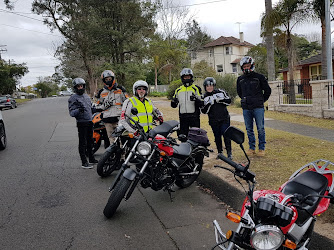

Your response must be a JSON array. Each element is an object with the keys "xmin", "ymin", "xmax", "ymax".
[
  {"xmin": 224, "ymin": 126, "xmax": 244, "ymax": 145},
  {"xmin": 178, "ymin": 134, "xmax": 187, "ymax": 142},
  {"xmin": 131, "ymin": 107, "xmax": 138, "ymax": 116}
]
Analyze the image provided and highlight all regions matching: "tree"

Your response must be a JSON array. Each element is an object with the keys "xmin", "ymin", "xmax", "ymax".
[
  {"xmin": 262, "ymin": 0, "xmax": 309, "ymax": 104},
  {"xmin": 0, "ymin": 59, "xmax": 28, "ymax": 95},
  {"xmin": 264, "ymin": 0, "xmax": 276, "ymax": 81},
  {"xmin": 186, "ymin": 20, "xmax": 213, "ymax": 52},
  {"xmin": 248, "ymin": 44, "xmax": 269, "ymax": 77}
]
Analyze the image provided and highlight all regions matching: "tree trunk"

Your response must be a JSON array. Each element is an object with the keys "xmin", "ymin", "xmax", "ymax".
[
  {"xmin": 321, "ymin": 16, "xmax": 327, "ymax": 79},
  {"xmin": 287, "ymin": 33, "xmax": 296, "ymax": 104},
  {"xmin": 265, "ymin": 0, "xmax": 275, "ymax": 81}
]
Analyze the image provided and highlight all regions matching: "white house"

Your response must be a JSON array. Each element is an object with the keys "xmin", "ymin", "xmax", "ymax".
[{"xmin": 190, "ymin": 32, "xmax": 254, "ymax": 76}]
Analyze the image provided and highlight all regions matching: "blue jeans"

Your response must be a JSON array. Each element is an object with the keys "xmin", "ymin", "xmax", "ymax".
[{"xmin": 243, "ymin": 108, "xmax": 266, "ymax": 150}]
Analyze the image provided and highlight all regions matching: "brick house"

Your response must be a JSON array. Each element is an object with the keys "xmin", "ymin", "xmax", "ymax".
[{"xmin": 190, "ymin": 32, "xmax": 254, "ymax": 76}]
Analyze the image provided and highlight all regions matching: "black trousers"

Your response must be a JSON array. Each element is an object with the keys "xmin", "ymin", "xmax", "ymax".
[
  {"xmin": 77, "ymin": 122, "xmax": 94, "ymax": 164},
  {"xmin": 179, "ymin": 115, "xmax": 200, "ymax": 136},
  {"xmin": 211, "ymin": 122, "xmax": 231, "ymax": 154}
]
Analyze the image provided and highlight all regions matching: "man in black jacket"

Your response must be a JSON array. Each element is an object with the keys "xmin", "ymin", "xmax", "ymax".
[{"xmin": 237, "ymin": 56, "xmax": 271, "ymax": 157}]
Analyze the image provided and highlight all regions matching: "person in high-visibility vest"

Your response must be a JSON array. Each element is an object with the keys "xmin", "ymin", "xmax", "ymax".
[
  {"xmin": 171, "ymin": 68, "xmax": 203, "ymax": 136},
  {"xmin": 119, "ymin": 80, "xmax": 163, "ymax": 133}
]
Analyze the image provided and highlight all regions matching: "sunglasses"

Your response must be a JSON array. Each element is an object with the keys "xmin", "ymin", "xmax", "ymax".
[{"xmin": 137, "ymin": 87, "xmax": 147, "ymax": 90}]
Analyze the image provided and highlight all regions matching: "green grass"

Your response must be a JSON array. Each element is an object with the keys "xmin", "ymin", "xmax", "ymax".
[
  {"xmin": 152, "ymin": 97, "xmax": 334, "ymax": 223},
  {"xmin": 15, "ymin": 98, "xmax": 32, "ymax": 104}
]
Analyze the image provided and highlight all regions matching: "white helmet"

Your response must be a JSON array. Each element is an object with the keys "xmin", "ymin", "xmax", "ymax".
[{"xmin": 133, "ymin": 80, "xmax": 149, "ymax": 97}]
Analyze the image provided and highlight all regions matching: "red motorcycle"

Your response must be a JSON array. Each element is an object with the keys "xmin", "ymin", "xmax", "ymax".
[{"xmin": 213, "ymin": 126, "xmax": 334, "ymax": 250}]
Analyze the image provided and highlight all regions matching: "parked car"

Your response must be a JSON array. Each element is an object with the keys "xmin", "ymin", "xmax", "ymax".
[
  {"xmin": 0, "ymin": 110, "xmax": 6, "ymax": 150},
  {"xmin": 0, "ymin": 96, "xmax": 17, "ymax": 110},
  {"xmin": 58, "ymin": 91, "xmax": 72, "ymax": 96}
]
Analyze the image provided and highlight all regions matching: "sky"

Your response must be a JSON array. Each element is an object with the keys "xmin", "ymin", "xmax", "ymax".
[{"xmin": 0, "ymin": 0, "xmax": 324, "ymax": 87}]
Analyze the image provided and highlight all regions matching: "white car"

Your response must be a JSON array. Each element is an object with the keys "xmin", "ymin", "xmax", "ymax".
[
  {"xmin": 59, "ymin": 91, "xmax": 72, "ymax": 96},
  {"xmin": 0, "ymin": 110, "xmax": 6, "ymax": 150}
]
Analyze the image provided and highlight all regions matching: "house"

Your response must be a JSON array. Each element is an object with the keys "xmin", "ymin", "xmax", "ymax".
[
  {"xmin": 281, "ymin": 49, "xmax": 334, "ymax": 81},
  {"xmin": 190, "ymin": 32, "xmax": 254, "ymax": 76}
]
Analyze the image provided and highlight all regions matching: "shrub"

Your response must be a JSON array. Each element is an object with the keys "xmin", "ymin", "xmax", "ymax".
[
  {"xmin": 149, "ymin": 91, "xmax": 167, "ymax": 97},
  {"xmin": 215, "ymin": 74, "xmax": 238, "ymax": 102},
  {"xmin": 167, "ymin": 79, "xmax": 182, "ymax": 99}
]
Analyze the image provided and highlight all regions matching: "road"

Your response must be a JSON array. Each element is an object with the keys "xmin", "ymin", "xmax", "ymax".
[{"xmin": 0, "ymin": 97, "xmax": 235, "ymax": 249}]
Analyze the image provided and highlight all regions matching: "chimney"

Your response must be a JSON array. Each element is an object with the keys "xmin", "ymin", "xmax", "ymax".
[{"xmin": 239, "ymin": 32, "xmax": 244, "ymax": 43}]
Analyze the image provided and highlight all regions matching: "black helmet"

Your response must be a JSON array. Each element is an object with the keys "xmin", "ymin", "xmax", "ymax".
[
  {"xmin": 203, "ymin": 77, "xmax": 216, "ymax": 91},
  {"xmin": 72, "ymin": 78, "xmax": 86, "ymax": 95},
  {"xmin": 240, "ymin": 56, "xmax": 255, "ymax": 74},
  {"xmin": 180, "ymin": 68, "xmax": 194, "ymax": 87}
]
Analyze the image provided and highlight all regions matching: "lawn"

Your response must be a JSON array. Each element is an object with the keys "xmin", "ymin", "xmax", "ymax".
[{"xmin": 152, "ymin": 97, "xmax": 334, "ymax": 223}]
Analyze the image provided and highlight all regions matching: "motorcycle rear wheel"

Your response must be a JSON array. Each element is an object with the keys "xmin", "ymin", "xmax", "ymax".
[
  {"xmin": 175, "ymin": 161, "xmax": 203, "ymax": 188},
  {"xmin": 103, "ymin": 176, "xmax": 131, "ymax": 218},
  {"xmin": 97, "ymin": 144, "xmax": 121, "ymax": 177}
]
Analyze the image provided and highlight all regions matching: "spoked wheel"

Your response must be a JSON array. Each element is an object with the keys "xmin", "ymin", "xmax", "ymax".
[
  {"xmin": 175, "ymin": 158, "xmax": 203, "ymax": 188},
  {"xmin": 0, "ymin": 122, "xmax": 6, "ymax": 150},
  {"xmin": 97, "ymin": 144, "xmax": 121, "ymax": 177},
  {"xmin": 103, "ymin": 176, "xmax": 131, "ymax": 218}
]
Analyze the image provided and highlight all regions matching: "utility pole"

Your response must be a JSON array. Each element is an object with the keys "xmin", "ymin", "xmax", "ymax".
[
  {"xmin": 325, "ymin": 0, "xmax": 332, "ymax": 80},
  {"xmin": 0, "ymin": 45, "xmax": 7, "ymax": 60}
]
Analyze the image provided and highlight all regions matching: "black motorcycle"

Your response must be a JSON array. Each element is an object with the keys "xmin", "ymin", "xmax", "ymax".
[{"xmin": 103, "ymin": 108, "xmax": 212, "ymax": 218}]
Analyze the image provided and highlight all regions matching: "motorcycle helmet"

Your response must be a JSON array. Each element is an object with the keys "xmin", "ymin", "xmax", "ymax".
[
  {"xmin": 133, "ymin": 80, "xmax": 148, "ymax": 98},
  {"xmin": 101, "ymin": 70, "xmax": 116, "ymax": 88},
  {"xmin": 180, "ymin": 68, "xmax": 194, "ymax": 87},
  {"xmin": 240, "ymin": 56, "xmax": 255, "ymax": 74},
  {"xmin": 72, "ymin": 78, "xmax": 86, "ymax": 95},
  {"xmin": 203, "ymin": 77, "xmax": 216, "ymax": 91}
]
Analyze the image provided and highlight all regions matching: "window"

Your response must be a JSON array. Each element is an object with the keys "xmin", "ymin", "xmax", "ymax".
[
  {"xmin": 310, "ymin": 65, "xmax": 322, "ymax": 80},
  {"xmin": 209, "ymin": 49, "xmax": 213, "ymax": 57},
  {"xmin": 232, "ymin": 63, "xmax": 237, "ymax": 73},
  {"xmin": 225, "ymin": 47, "xmax": 232, "ymax": 55},
  {"xmin": 217, "ymin": 65, "xmax": 223, "ymax": 73}
]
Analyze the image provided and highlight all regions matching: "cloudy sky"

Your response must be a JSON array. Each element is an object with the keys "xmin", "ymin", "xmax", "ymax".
[{"xmin": 0, "ymin": 0, "xmax": 323, "ymax": 87}]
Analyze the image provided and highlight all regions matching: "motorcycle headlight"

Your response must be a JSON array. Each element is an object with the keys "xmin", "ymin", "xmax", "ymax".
[
  {"xmin": 137, "ymin": 141, "xmax": 152, "ymax": 156},
  {"xmin": 250, "ymin": 225, "xmax": 284, "ymax": 250}
]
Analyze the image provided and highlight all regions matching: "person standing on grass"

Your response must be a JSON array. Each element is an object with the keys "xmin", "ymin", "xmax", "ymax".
[
  {"xmin": 68, "ymin": 78, "xmax": 98, "ymax": 169},
  {"xmin": 171, "ymin": 68, "xmax": 203, "ymax": 136},
  {"xmin": 237, "ymin": 56, "xmax": 271, "ymax": 157},
  {"xmin": 201, "ymin": 77, "xmax": 232, "ymax": 160}
]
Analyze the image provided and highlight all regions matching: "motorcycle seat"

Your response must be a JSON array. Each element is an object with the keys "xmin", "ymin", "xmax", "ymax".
[
  {"xmin": 282, "ymin": 171, "xmax": 328, "ymax": 222},
  {"xmin": 149, "ymin": 120, "xmax": 179, "ymax": 138},
  {"xmin": 172, "ymin": 142, "xmax": 192, "ymax": 159}
]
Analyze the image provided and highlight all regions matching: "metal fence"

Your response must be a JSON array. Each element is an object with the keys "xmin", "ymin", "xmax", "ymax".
[
  {"xmin": 277, "ymin": 79, "xmax": 312, "ymax": 104},
  {"xmin": 326, "ymin": 82, "xmax": 334, "ymax": 108}
]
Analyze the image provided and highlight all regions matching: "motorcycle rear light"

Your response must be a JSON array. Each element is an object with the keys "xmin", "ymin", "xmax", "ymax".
[
  {"xmin": 283, "ymin": 239, "xmax": 296, "ymax": 249},
  {"xmin": 226, "ymin": 212, "xmax": 241, "ymax": 223},
  {"xmin": 7, "ymin": 99, "xmax": 10, "ymax": 102}
]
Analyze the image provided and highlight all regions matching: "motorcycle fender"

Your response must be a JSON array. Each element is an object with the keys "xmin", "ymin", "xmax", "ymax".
[{"xmin": 123, "ymin": 168, "xmax": 137, "ymax": 181}]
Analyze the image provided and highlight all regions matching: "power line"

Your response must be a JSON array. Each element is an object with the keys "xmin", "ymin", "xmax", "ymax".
[
  {"xmin": 0, "ymin": 8, "xmax": 44, "ymax": 22},
  {"xmin": 163, "ymin": 0, "xmax": 227, "ymax": 9},
  {"xmin": 0, "ymin": 24, "xmax": 63, "ymax": 38}
]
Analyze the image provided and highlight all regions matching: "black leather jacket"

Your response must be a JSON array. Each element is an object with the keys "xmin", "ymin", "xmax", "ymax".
[{"xmin": 237, "ymin": 72, "xmax": 271, "ymax": 110}]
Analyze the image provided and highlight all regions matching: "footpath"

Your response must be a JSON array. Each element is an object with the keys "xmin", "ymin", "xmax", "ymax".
[{"xmin": 197, "ymin": 113, "xmax": 334, "ymax": 248}]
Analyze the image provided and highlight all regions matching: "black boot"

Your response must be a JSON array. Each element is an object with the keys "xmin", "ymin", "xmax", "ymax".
[
  {"xmin": 89, "ymin": 155, "xmax": 98, "ymax": 164},
  {"xmin": 224, "ymin": 137, "xmax": 232, "ymax": 160}
]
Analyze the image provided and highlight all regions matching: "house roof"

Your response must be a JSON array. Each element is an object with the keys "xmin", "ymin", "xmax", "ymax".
[
  {"xmin": 281, "ymin": 48, "xmax": 334, "ymax": 72},
  {"xmin": 203, "ymin": 36, "xmax": 254, "ymax": 48},
  {"xmin": 231, "ymin": 58, "xmax": 241, "ymax": 64}
]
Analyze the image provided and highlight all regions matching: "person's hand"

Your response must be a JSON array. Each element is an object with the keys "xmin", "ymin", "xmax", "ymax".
[
  {"xmin": 104, "ymin": 100, "xmax": 112, "ymax": 108},
  {"xmin": 190, "ymin": 94, "xmax": 197, "ymax": 101}
]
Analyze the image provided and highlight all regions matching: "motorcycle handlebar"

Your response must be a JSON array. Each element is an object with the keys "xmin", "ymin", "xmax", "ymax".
[{"xmin": 218, "ymin": 154, "xmax": 245, "ymax": 173}]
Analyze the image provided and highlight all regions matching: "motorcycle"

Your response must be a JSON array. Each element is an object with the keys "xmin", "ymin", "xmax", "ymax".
[
  {"xmin": 212, "ymin": 126, "xmax": 334, "ymax": 250},
  {"xmin": 103, "ymin": 108, "xmax": 212, "ymax": 218},
  {"xmin": 92, "ymin": 111, "xmax": 109, "ymax": 154}
]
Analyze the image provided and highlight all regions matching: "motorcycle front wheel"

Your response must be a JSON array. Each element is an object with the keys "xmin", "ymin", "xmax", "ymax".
[
  {"xmin": 103, "ymin": 176, "xmax": 131, "ymax": 218},
  {"xmin": 97, "ymin": 144, "xmax": 121, "ymax": 177},
  {"xmin": 175, "ymin": 160, "xmax": 203, "ymax": 188}
]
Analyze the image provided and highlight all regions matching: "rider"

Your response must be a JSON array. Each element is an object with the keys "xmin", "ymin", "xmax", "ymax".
[
  {"xmin": 68, "ymin": 78, "xmax": 98, "ymax": 169},
  {"xmin": 171, "ymin": 68, "xmax": 203, "ymax": 136},
  {"xmin": 119, "ymin": 80, "xmax": 163, "ymax": 133},
  {"xmin": 95, "ymin": 70, "xmax": 128, "ymax": 145}
]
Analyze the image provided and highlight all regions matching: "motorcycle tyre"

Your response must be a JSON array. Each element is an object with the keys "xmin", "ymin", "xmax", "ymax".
[
  {"xmin": 175, "ymin": 163, "xmax": 203, "ymax": 188},
  {"xmin": 92, "ymin": 139, "xmax": 101, "ymax": 154},
  {"xmin": 0, "ymin": 122, "xmax": 6, "ymax": 150},
  {"xmin": 97, "ymin": 144, "xmax": 121, "ymax": 177},
  {"xmin": 103, "ymin": 176, "xmax": 131, "ymax": 218}
]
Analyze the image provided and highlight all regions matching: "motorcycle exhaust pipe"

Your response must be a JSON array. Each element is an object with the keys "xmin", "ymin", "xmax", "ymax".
[{"xmin": 178, "ymin": 171, "xmax": 199, "ymax": 176}]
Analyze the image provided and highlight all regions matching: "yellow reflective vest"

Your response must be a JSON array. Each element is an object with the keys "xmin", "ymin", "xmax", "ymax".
[{"xmin": 129, "ymin": 97, "xmax": 154, "ymax": 132}]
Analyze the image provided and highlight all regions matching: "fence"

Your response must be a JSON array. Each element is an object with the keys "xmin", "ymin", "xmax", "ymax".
[
  {"xmin": 277, "ymin": 79, "xmax": 312, "ymax": 104},
  {"xmin": 268, "ymin": 79, "xmax": 334, "ymax": 119}
]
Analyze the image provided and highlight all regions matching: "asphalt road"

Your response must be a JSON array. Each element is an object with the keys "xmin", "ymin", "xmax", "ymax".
[{"xmin": 0, "ymin": 97, "xmax": 235, "ymax": 250}]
